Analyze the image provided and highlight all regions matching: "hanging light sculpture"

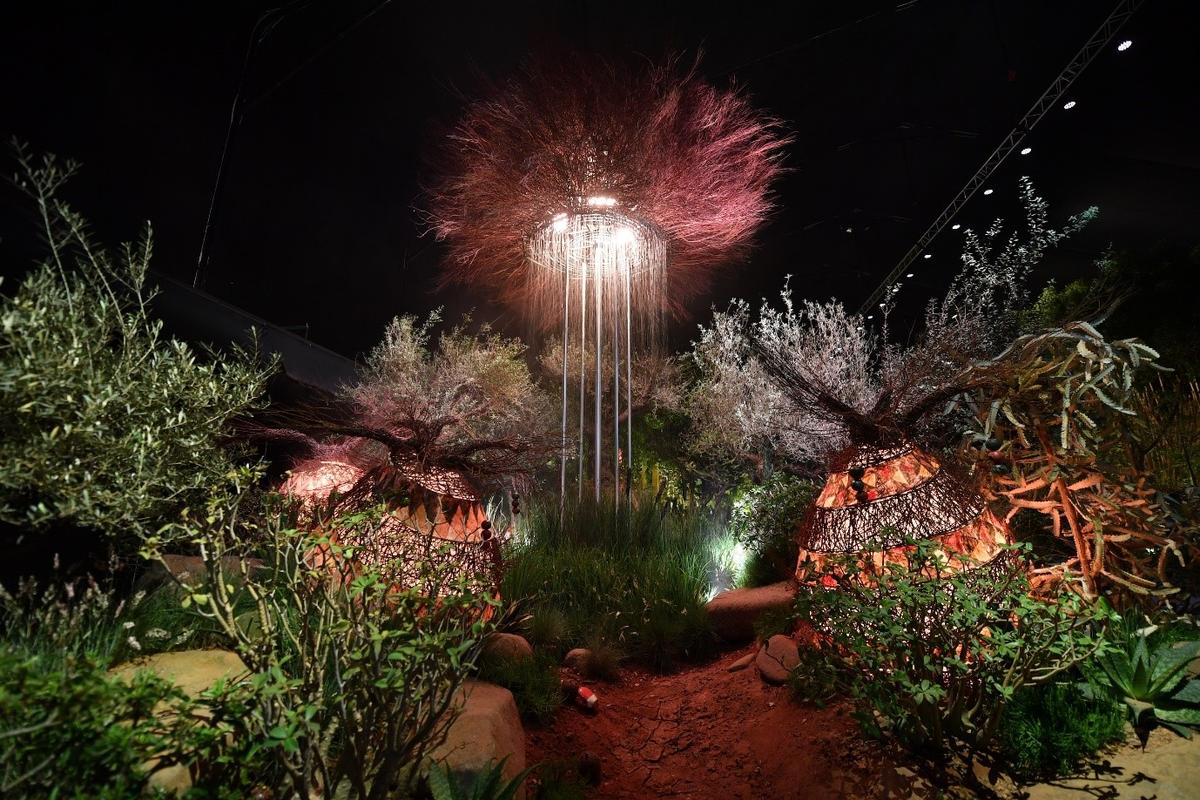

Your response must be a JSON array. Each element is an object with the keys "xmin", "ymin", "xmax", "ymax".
[{"xmin": 427, "ymin": 55, "xmax": 788, "ymax": 500}]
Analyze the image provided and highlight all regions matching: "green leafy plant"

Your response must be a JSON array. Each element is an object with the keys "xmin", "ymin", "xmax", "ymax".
[
  {"xmin": 729, "ymin": 473, "xmax": 816, "ymax": 586},
  {"xmin": 0, "ymin": 650, "xmax": 194, "ymax": 799},
  {"xmin": 427, "ymin": 759, "xmax": 533, "ymax": 800},
  {"xmin": 504, "ymin": 493, "xmax": 715, "ymax": 670},
  {"xmin": 997, "ymin": 680, "xmax": 1126, "ymax": 781},
  {"xmin": 752, "ymin": 605, "xmax": 797, "ymax": 642},
  {"xmin": 1081, "ymin": 617, "xmax": 1200, "ymax": 738},
  {"xmin": 0, "ymin": 145, "xmax": 273, "ymax": 548},
  {"xmin": 787, "ymin": 643, "xmax": 842, "ymax": 708},
  {"xmin": 151, "ymin": 496, "xmax": 500, "ymax": 799},
  {"xmin": 478, "ymin": 652, "xmax": 562, "ymax": 724},
  {"xmin": 794, "ymin": 539, "xmax": 1112, "ymax": 765}
]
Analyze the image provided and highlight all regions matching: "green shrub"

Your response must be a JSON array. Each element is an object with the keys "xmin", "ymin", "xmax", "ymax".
[
  {"xmin": 751, "ymin": 604, "xmax": 796, "ymax": 642},
  {"xmin": 578, "ymin": 635, "xmax": 623, "ymax": 682},
  {"xmin": 479, "ymin": 652, "xmax": 562, "ymax": 724},
  {"xmin": 0, "ymin": 146, "xmax": 272, "ymax": 548},
  {"xmin": 997, "ymin": 681, "xmax": 1126, "ymax": 781},
  {"xmin": 793, "ymin": 540, "xmax": 1112, "ymax": 763},
  {"xmin": 787, "ymin": 643, "xmax": 842, "ymax": 708},
  {"xmin": 523, "ymin": 607, "xmax": 569, "ymax": 653},
  {"xmin": 503, "ymin": 493, "xmax": 715, "ymax": 670},
  {"xmin": 0, "ymin": 651, "xmax": 189, "ymax": 799},
  {"xmin": 159, "ymin": 498, "xmax": 499, "ymax": 798},
  {"xmin": 729, "ymin": 473, "xmax": 816, "ymax": 587}
]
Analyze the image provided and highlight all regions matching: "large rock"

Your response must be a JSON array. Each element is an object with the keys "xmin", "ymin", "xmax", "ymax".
[
  {"xmin": 111, "ymin": 650, "xmax": 249, "ymax": 793},
  {"xmin": 432, "ymin": 680, "xmax": 526, "ymax": 798},
  {"xmin": 135, "ymin": 554, "xmax": 265, "ymax": 591},
  {"xmin": 112, "ymin": 648, "xmax": 248, "ymax": 698},
  {"xmin": 705, "ymin": 581, "xmax": 796, "ymax": 642},
  {"xmin": 755, "ymin": 635, "xmax": 800, "ymax": 685},
  {"xmin": 482, "ymin": 632, "xmax": 534, "ymax": 664}
]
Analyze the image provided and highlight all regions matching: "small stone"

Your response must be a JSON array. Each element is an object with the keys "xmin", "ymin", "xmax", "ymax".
[
  {"xmin": 563, "ymin": 647, "xmax": 592, "ymax": 672},
  {"xmin": 726, "ymin": 652, "xmax": 756, "ymax": 672},
  {"xmin": 755, "ymin": 634, "xmax": 800, "ymax": 685},
  {"xmin": 482, "ymin": 632, "xmax": 533, "ymax": 664}
]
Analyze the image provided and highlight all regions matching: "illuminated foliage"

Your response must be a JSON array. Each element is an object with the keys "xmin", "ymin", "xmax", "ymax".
[{"xmin": 0, "ymin": 145, "xmax": 272, "ymax": 544}]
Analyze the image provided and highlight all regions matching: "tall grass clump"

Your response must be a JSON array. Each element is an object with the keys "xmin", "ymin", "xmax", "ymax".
[{"xmin": 503, "ymin": 492, "xmax": 719, "ymax": 671}]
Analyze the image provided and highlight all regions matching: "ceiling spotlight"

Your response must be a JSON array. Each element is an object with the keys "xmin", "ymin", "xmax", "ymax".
[
  {"xmin": 923, "ymin": 254, "xmax": 932, "ymax": 260},
  {"xmin": 1117, "ymin": 39, "xmax": 1132, "ymax": 52},
  {"xmin": 951, "ymin": 223, "xmax": 961, "ymax": 230},
  {"xmin": 866, "ymin": 315, "xmax": 874, "ymax": 320},
  {"xmin": 845, "ymin": 226, "xmax": 853, "ymax": 233},
  {"xmin": 905, "ymin": 272, "xmax": 914, "ymax": 278},
  {"xmin": 1063, "ymin": 100, "xmax": 1077, "ymax": 110},
  {"xmin": 983, "ymin": 188, "xmax": 994, "ymax": 196},
  {"xmin": 1020, "ymin": 146, "xmax": 1032, "ymax": 155}
]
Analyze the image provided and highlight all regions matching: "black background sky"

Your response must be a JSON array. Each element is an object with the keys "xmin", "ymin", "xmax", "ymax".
[{"xmin": 3, "ymin": 1, "xmax": 1198, "ymax": 360}]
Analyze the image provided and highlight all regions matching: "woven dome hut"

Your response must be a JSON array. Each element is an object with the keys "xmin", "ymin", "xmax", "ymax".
[
  {"xmin": 280, "ymin": 439, "xmax": 501, "ymax": 596},
  {"xmin": 796, "ymin": 442, "xmax": 1010, "ymax": 585}
]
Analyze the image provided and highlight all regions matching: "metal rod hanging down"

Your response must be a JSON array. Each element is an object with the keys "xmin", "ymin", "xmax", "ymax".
[
  {"xmin": 560, "ymin": 263, "xmax": 569, "ymax": 501},
  {"xmin": 594, "ymin": 255, "xmax": 602, "ymax": 502},
  {"xmin": 625, "ymin": 264, "xmax": 633, "ymax": 503},
  {"xmin": 578, "ymin": 261, "xmax": 587, "ymax": 500},
  {"xmin": 613, "ymin": 275, "xmax": 620, "ymax": 507}
]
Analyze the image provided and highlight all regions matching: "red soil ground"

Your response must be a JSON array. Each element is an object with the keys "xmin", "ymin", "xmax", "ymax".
[{"xmin": 526, "ymin": 644, "xmax": 883, "ymax": 799}]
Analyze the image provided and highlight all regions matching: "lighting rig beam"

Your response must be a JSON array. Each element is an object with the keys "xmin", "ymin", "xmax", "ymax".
[{"xmin": 858, "ymin": 0, "xmax": 1145, "ymax": 314}]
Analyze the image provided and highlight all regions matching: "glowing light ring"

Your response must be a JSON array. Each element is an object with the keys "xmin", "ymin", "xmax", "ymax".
[{"xmin": 529, "ymin": 210, "xmax": 666, "ymax": 279}]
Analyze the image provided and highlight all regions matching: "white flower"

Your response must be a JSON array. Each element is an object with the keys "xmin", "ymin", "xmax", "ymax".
[
  {"xmin": 126, "ymin": 636, "xmax": 142, "ymax": 652},
  {"xmin": 123, "ymin": 621, "xmax": 136, "ymax": 630},
  {"xmin": 146, "ymin": 628, "xmax": 170, "ymax": 641}
]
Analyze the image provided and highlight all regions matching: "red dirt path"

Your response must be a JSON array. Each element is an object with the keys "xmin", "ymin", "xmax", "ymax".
[{"xmin": 526, "ymin": 645, "xmax": 882, "ymax": 799}]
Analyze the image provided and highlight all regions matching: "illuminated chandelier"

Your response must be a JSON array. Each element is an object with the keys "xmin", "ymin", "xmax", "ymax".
[{"xmin": 427, "ymin": 55, "xmax": 788, "ymax": 500}]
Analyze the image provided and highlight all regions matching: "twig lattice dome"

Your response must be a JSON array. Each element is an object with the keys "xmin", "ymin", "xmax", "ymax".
[
  {"xmin": 281, "ymin": 440, "xmax": 502, "ymax": 596},
  {"xmin": 796, "ymin": 443, "xmax": 1011, "ymax": 583}
]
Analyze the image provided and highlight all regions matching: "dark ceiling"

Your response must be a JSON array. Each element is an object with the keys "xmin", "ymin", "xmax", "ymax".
[{"xmin": 3, "ymin": 1, "xmax": 1197, "ymax": 357}]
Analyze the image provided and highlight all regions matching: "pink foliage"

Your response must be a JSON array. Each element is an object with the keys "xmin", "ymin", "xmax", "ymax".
[{"xmin": 425, "ymin": 54, "xmax": 789, "ymax": 322}]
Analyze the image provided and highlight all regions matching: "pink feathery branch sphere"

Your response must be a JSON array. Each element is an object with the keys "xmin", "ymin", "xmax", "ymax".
[{"xmin": 424, "ymin": 55, "xmax": 790, "ymax": 323}]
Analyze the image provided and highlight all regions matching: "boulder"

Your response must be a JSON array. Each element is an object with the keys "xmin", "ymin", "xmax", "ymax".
[
  {"xmin": 563, "ymin": 647, "xmax": 592, "ymax": 672},
  {"xmin": 432, "ymin": 680, "xmax": 526, "ymax": 798},
  {"xmin": 112, "ymin": 648, "xmax": 248, "ymax": 698},
  {"xmin": 483, "ymin": 632, "xmax": 534, "ymax": 664},
  {"xmin": 705, "ymin": 581, "xmax": 796, "ymax": 642},
  {"xmin": 135, "ymin": 554, "xmax": 265, "ymax": 591},
  {"xmin": 755, "ymin": 635, "xmax": 799, "ymax": 685},
  {"xmin": 111, "ymin": 650, "xmax": 248, "ymax": 793}
]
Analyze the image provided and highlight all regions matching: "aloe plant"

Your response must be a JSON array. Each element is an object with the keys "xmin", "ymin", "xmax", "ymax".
[
  {"xmin": 1082, "ymin": 620, "xmax": 1200, "ymax": 738},
  {"xmin": 427, "ymin": 759, "xmax": 533, "ymax": 800}
]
